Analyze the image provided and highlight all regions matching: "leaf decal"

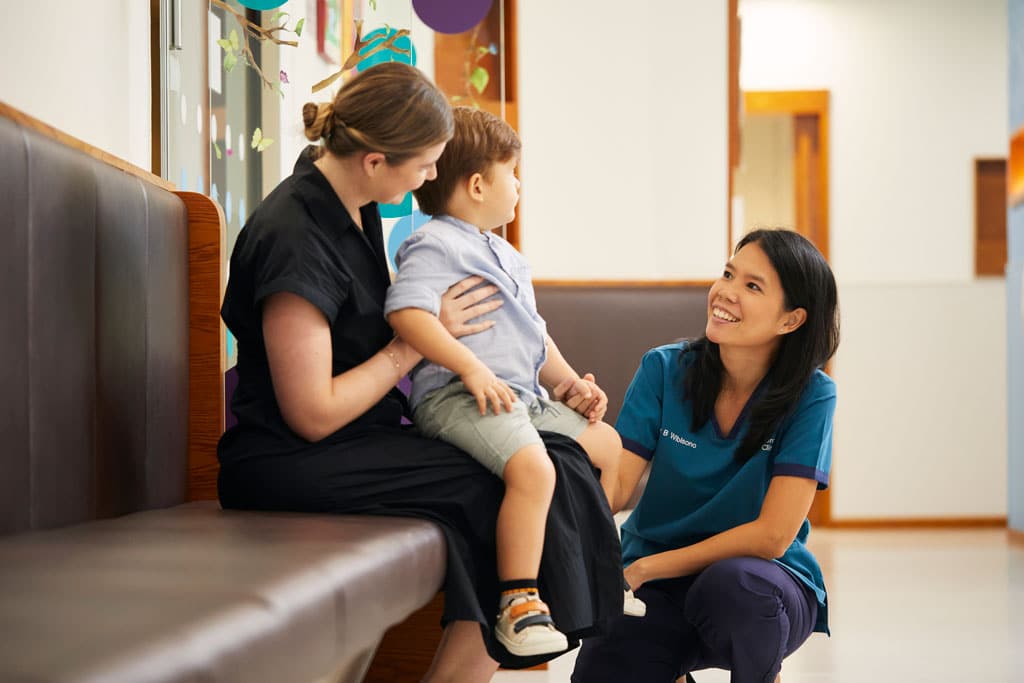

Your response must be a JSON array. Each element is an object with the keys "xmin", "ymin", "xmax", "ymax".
[{"xmin": 469, "ymin": 67, "xmax": 489, "ymax": 94}]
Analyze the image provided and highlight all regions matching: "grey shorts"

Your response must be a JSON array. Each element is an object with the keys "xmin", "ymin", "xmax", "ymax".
[{"xmin": 413, "ymin": 381, "xmax": 589, "ymax": 478}]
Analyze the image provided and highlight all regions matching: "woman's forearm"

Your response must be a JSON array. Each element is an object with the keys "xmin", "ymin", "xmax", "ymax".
[
  {"xmin": 288, "ymin": 338, "xmax": 421, "ymax": 441},
  {"xmin": 626, "ymin": 475, "xmax": 817, "ymax": 588},
  {"xmin": 626, "ymin": 519, "xmax": 786, "ymax": 587}
]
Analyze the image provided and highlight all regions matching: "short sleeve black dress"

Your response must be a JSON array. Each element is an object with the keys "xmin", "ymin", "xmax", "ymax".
[{"xmin": 216, "ymin": 148, "xmax": 623, "ymax": 668}]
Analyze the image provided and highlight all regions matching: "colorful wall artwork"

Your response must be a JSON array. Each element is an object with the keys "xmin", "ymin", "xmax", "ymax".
[{"xmin": 317, "ymin": 0, "xmax": 343, "ymax": 63}]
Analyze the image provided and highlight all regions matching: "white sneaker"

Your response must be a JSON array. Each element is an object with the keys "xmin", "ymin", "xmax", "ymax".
[
  {"xmin": 495, "ymin": 597, "xmax": 569, "ymax": 656},
  {"xmin": 624, "ymin": 588, "xmax": 647, "ymax": 617}
]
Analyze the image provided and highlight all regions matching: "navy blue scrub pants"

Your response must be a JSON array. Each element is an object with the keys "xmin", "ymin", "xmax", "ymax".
[{"xmin": 572, "ymin": 556, "xmax": 819, "ymax": 683}]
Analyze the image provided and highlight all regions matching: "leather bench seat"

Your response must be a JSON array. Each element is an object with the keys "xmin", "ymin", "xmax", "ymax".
[{"xmin": 0, "ymin": 502, "xmax": 445, "ymax": 683}]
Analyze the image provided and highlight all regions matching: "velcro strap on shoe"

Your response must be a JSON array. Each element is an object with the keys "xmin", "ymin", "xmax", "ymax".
[
  {"xmin": 513, "ymin": 613, "xmax": 555, "ymax": 633},
  {"xmin": 509, "ymin": 599, "xmax": 550, "ymax": 620}
]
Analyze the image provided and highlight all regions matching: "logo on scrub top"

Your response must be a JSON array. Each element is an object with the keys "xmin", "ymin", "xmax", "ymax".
[
  {"xmin": 662, "ymin": 429, "xmax": 697, "ymax": 449},
  {"xmin": 761, "ymin": 437, "xmax": 775, "ymax": 452}
]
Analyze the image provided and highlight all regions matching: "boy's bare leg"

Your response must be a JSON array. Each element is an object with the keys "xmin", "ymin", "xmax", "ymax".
[
  {"xmin": 497, "ymin": 444, "xmax": 555, "ymax": 580},
  {"xmin": 574, "ymin": 421, "xmax": 622, "ymax": 510},
  {"xmin": 493, "ymin": 444, "xmax": 569, "ymax": 655}
]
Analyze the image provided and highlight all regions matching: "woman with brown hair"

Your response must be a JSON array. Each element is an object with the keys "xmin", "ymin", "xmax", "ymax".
[{"xmin": 216, "ymin": 62, "xmax": 622, "ymax": 679}]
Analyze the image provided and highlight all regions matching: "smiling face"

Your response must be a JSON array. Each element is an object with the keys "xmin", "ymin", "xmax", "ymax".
[{"xmin": 706, "ymin": 241, "xmax": 806, "ymax": 353}]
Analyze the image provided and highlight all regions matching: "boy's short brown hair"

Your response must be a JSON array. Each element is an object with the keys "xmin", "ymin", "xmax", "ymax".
[{"xmin": 413, "ymin": 106, "xmax": 521, "ymax": 216}]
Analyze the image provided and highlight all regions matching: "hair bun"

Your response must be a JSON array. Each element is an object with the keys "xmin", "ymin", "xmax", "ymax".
[
  {"xmin": 302, "ymin": 101, "xmax": 334, "ymax": 141},
  {"xmin": 302, "ymin": 102, "xmax": 318, "ymax": 129}
]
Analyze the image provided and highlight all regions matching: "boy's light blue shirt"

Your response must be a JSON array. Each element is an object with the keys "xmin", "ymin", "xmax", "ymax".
[
  {"xmin": 383, "ymin": 215, "xmax": 548, "ymax": 408},
  {"xmin": 617, "ymin": 342, "xmax": 835, "ymax": 634}
]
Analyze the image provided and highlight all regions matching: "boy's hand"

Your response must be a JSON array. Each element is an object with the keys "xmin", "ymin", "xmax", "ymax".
[
  {"xmin": 462, "ymin": 364, "xmax": 517, "ymax": 416},
  {"xmin": 552, "ymin": 372, "xmax": 608, "ymax": 422}
]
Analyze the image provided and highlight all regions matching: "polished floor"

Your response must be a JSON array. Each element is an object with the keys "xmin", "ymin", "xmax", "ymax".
[{"xmin": 494, "ymin": 528, "xmax": 1024, "ymax": 683}]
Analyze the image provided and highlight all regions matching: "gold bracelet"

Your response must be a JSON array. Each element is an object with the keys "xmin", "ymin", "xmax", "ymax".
[{"xmin": 383, "ymin": 344, "xmax": 401, "ymax": 373}]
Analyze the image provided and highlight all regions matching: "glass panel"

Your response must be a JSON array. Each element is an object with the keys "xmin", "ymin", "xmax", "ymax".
[
  {"xmin": 161, "ymin": 0, "xmax": 210, "ymax": 195},
  {"xmin": 209, "ymin": 1, "xmax": 265, "ymax": 253},
  {"xmin": 207, "ymin": 0, "xmax": 306, "ymax": 366}
]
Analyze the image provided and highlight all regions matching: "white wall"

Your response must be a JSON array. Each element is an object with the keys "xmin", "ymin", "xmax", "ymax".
[
  {"xmin": 276, "ymin": 0, "xmax": 336, "ymax": 185},
  {"xmin": 741, "ymin": 0, "xmax": 1009, "ymax": 519},
  {"xmin": 517, "ymin": 0, "xmax": 729, "ymax": 280},
  {"xmin": 0, "ymin": 1, "xmax": 151, "ymax": 171},
  {"xmin": 831, "ymin": 282, "xmax": 1007, "ymax": 519},
  {"xmin": 740, "ymin": 0, "xmax": 1007, "ymax": 284}
]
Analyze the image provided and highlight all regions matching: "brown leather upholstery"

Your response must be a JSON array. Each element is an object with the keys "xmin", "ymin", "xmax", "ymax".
[
  {"xmin": 536, "ymin": 284, "xmax": 710, "ymax": 425},
  {"xmin": 0, "ymin": 116, "xmax": 189, "ymax": 535},
  {"xmin": 536, "ymin": 284, "xmax": 709, "ymax": 510},
  {"xmin": 0, "ymin": 111, "xmax": 447, "ymax": 683},
  {"xmin": 0, "ymin": 501, "xmax": 445, "ymax": 683}
]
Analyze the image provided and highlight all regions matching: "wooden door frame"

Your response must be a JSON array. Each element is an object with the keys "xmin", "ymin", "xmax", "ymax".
[
  {"xmin": 737, "ymin": 90, "xmax": 830, "ymax": 260},
  {"xmin": 734, "ymin": 89, "xmax": 833, "ymax": 526}
]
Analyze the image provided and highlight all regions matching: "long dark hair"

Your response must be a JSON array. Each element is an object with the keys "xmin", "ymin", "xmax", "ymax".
[{"xmin": 683, "ymin": 229, "xmax": 839, "ymax": 461}]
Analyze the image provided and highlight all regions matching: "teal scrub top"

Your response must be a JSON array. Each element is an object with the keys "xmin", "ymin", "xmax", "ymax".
[{"xmin": 616, "ymin": 342, "xmax": 835, "ymax": 634}]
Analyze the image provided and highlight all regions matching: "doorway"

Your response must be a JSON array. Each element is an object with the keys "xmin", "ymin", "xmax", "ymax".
[{"xmin": 731, "ymin": 89, "xmax": 832, "ymax": 525}]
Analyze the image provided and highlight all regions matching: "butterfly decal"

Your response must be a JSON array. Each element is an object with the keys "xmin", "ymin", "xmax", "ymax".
[{"xmin": 250, "ymin": 127, "xmax": 274, "ymax": 153}]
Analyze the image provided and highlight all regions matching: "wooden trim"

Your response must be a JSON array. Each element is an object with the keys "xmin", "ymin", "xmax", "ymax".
[
  {"xmin": 744, "ymin": 90, "xmax": 829, "ymax": 116},
  {"xmin": 808, "ymin": 101, "xmax": 829, "ymax": 262},
  {"xmin": 504, "ymin": 0, "xmax": 520, "ymax": 249},
  {"xmin": 1009, "ymin": 528, "xmax": 1024, "ymax": 545},
  {"xmin": 974, "ymin": 157, "xmax": 1008, "ymax": 276},
  {"xmin": 1009, "ymin": 125, "xmax": 1024, "ymax": 207},
  {"xmin": 533, "ymin": 279, "xmax": 713, "ymax": 288},
  {"xmin": 828, "ymin": 517, "xmax": 1007, "ymax": 530},
  {"xmin": 727, "ymin": 0, "xmax": 739, "ymax": 257},
  {"xmin": 150, "ymin": 0, "xmax": 162, "ymax": 176},
  {"xmin": 178, "ymin": 191, "xmax": 227, "ymax": 502},
  {"xmin": 0, "ymin": 100, "xmax": 175, "ymax": 192},
  {"xmin": 740, "ymin": 90, "xmax": 830, "ymax": 262}
]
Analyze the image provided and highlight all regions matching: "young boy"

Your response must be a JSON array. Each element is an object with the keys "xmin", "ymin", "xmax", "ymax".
[{"xmin": 384, "ymin": 107, "xmax": 644, "ymax": 658}]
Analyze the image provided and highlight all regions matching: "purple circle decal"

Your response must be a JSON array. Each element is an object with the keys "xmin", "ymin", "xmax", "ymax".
[{"xmin": 412, "ymin": 0, "xmax": 494, "ymax": 35}]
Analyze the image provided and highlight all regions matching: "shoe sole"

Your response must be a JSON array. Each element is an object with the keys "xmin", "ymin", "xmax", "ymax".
[
  {"xmin": 624, "ymin": 603, "xmax": 647, "ymax": 617},
  {"xmin": 495, "ymin": 628, "xmax": 568, "ymax": 657}
]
